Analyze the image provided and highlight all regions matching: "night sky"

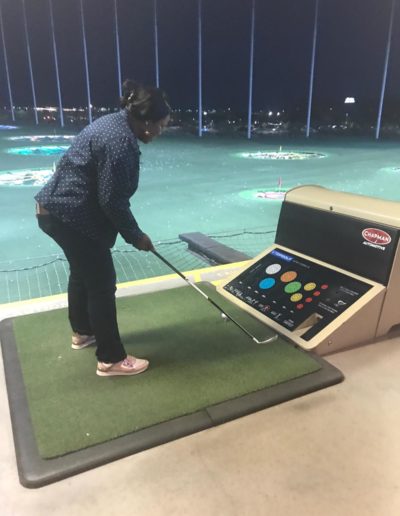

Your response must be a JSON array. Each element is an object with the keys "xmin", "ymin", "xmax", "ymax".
[{"xmin": 0, "ymin": 0, "xmax": 398, "ymax": 112}]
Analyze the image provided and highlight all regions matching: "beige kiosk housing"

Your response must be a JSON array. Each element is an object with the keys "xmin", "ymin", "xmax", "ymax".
[{"xmin": 217, "ymin": 186, "xmax": 400, "ymax": 355}]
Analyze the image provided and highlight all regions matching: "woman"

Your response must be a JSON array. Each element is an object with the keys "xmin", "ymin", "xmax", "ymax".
[{"xmin": 35, "ymin": 79, "xmax": 171, "ymax": 377}]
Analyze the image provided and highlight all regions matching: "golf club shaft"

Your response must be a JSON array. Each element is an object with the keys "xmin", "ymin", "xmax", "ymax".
[{"xmin": 151, "ymin": 250, "xmax": 277, "ymax": 344}]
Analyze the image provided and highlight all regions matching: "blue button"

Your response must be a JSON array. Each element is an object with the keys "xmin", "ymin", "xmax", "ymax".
[{"xmin": 259, "ymin": 277, "xmax": 276, "ymax": 289}]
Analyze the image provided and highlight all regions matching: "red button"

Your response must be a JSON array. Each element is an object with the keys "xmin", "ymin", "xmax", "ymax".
[
  {"xmin": 313, "ymin": 291, "xmax": 321, "ymax": 296},
  {"xmin": 305, "ymin": 297, "xmax": 313, "ymax": 303},
  {"xmin": 321, "ymin": 284, "xmax": 328, "ymax": 290},
  {"xmin": 296, "ymin": 304, "xmax": 304, "ymax": 309}
]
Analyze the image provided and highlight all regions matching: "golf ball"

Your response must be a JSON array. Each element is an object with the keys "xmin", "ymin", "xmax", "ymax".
[{"xmin": 221, "ymin": 313, "xmax": 228, "ymax": 321}]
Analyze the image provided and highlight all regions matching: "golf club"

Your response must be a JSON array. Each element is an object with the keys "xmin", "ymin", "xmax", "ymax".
[{"xmin": 151, "ymin": 249, "xmax": 278, "ymax": 345}]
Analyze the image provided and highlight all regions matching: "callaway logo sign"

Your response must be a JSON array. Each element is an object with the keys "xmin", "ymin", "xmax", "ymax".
[{"xmin": 362, "ymin": 228, "xmax": 391, "ymax": 246}]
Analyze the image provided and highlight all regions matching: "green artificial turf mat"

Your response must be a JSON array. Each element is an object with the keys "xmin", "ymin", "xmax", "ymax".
[{"xmin": 12, "ymin": 283, "xmax": 321, "ymax": 459}]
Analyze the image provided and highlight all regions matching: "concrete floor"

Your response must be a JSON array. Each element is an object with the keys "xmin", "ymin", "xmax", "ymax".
[{"xmin": 1, "ymin": 291, "xmax": 400, "ymax": 515}]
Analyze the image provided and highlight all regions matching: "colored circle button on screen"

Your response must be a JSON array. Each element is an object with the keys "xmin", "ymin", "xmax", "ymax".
[
  {"xmin": 304, "ymin": 282, "xmax": 316, "ymax": 291},
  {"xmin": 290, "ymin": 293, "xmax": 303, "ymax": 302},
  {"xmin": 284, "ymin": 281, "xmax": 302, "ymax": 294},
  {"xmin": 266, "ymin": 263, "xmax": 281, "ymax": 275},
  {"xmin": 259, "ymin": 277, "xmax": 276, "ymax": 289},
  {"xmin": 280, "ymin": 271, "xmax": 297, "ymax": 283}
]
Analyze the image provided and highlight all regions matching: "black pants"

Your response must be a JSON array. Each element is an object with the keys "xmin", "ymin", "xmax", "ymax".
[{"xmin": 37, "ymin": 214, "xmax": 127, "ymax": 363}]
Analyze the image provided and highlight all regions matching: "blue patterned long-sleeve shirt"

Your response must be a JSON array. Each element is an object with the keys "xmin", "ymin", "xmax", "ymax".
[{"xmin": 35, "ymin": 109, "xmax": 144, "ymax": 248}]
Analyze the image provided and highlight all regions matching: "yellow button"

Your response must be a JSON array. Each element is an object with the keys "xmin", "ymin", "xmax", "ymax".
[
  {"xmin": 304, "ymin": 282, "xmax": 316, "ymax": 291},
  {"xmin": 290, "ymin": 293, "xmax": 303, "ymax": 302}
]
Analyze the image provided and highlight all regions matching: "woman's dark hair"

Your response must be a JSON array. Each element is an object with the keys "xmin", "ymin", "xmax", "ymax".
[{"xmin": 120, "ymin": 79, "xmax": 171, "ymax": 122}]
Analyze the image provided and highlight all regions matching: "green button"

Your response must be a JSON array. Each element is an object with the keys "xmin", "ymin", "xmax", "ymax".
[{"xmin": 284, "ymin": 281, "xmax": 302, "ymax": 294}]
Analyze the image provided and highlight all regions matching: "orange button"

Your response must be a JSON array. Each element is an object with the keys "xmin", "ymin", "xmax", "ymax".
[
  {"xmin": 305, "ymin": 297, "xmax": 313, "ymax": 303},
  {"xmin": 280, "ymin": 271, "xmax": 297, "ymax": 283}
]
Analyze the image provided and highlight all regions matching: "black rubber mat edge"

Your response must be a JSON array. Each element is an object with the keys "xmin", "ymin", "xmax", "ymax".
[{"xmin": 206, "ymin": 351, "xmax": 343, "ymax": 424}]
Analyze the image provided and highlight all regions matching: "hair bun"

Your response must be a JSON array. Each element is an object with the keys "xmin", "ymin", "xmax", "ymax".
[
  {"xmin": 122, "ymin": 79, "xmax": 139, "ymax": 98},
  {"xmin": 120, "ymin": 78, "xmax": 171, "ymax": 121},
  {"xmin": 120, "ymin": 79, "xmax": 141, "ymax": 108}
]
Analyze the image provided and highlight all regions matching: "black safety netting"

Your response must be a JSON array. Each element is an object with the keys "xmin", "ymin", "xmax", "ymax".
[{"xmin": 0, "ymin": 226, "xmax": 276, "ymax": 303}]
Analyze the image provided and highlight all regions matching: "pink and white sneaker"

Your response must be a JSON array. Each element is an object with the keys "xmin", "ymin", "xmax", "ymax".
[{"xmin": 96, "ymin": 355, "xmax": 149, "ymax": 377}]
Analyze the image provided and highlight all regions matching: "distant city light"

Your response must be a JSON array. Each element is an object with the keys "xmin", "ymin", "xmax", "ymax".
[
  {"xmin": 344, "ymin": 97, "xmax": 356, "ymax": 104},
  {"xmin": 63, "ymin": 107, "xmax": 85, "ymax": 112},
  {"xmin": 35, "ymin": 106, "xmax": 57, "ymax": 112}
]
